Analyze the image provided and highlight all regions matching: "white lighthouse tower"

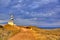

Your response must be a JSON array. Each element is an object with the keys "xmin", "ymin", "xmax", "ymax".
[{"xmin": 8, "ymin": 14, "xmax": 14, "ymax": 25}]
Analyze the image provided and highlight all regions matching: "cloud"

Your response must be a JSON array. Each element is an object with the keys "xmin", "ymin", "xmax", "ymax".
[
  {"xmin": 15, "ymin": 18, "xmax": 38, "ymax": 25},
  {"xmin": 0, "ymin": 0, "xmax": 11, "ymax": 7},
  {"xmin": 0, "ymin": 13, "xmax": 9, "ymax": 19},
  {"xmin": 27, "ymin": 0, "xmax": 58, "ymax": 9},
  {"xmin": 15, "ymin": 18, "xmax": 60, "ymax": 27},
  {"xmin": 12, "ymin": 4, "xmax": 60, "ymax": 27},
  {"xmin": 10, "ymin": 0, "xmax": 58, "ymax": 10},
  {"xmin": 0, "ymin": 20, "xmax": 7, "ymax": 23},
  {"xmin": 18, "ymin": 0, "xmax": 23, "ymax": 3},
  {"xmin": 0, "ymin": 0, "xmax": 60, "ymax": 27}
]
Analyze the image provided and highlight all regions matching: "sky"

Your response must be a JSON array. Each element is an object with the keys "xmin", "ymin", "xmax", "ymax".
[{"xmin": 0, "ymin": 0, "xmax": 60, "ymax": 27}]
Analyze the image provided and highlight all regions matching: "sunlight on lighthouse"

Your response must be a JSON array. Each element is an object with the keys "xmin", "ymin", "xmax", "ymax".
[{"xmin": 8, "ymin": 14, "xmax": 14, "ymax": 25}]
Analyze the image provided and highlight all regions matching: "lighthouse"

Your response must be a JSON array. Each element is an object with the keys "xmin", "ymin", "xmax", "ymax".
[{"xmin": 8, "ymin": 14, "xmax": 14, "ymax": 25}]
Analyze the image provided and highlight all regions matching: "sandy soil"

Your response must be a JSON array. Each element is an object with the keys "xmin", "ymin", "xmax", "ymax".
[{"xmin": 8, "ymin": 28, "xmax": 36, "ymax": 40}]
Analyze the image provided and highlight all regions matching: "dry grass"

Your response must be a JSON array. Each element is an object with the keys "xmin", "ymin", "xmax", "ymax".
[{"xmin": 0, "ymin": 25, "xmax": 60, "ymax": 40}]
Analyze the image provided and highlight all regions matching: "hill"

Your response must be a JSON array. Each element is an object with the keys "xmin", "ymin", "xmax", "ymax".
[{"xmin": 0, "ymin": 24, "xmax": 60, "ymax": 40}]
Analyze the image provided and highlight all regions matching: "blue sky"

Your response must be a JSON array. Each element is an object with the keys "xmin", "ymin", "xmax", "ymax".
[{"xmin": 0, "ymin": 0, "xmax": 60, "ymax": 27}]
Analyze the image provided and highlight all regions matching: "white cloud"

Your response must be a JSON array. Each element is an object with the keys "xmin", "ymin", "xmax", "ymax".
[
  {"xmin": 0, "ymin": 20, "xmax": 7, "ymax": 23},
  {"xmin": 0, "ymin": 0, "xmax": 11, "ymax": 7},
  {"xmin": 15, "ymin": 18, "xmax": 60, "ymax": 27},
  {"xmin": 11, "ymin": 0, "xmax": 58, "ymax": 10},
  {"xmin": 0, "ymin": 0, "xmax": 59, "ymax": 27},
  {"xmin": 15, "ymin": 18, "xmax": 38, "ymax": 25},
  {"xmin": 12, "ymin": 4, "xmax": 22, "ymax": 8},
  {"xmin": 28, "ymin": 0, "xmax": 58, "ymax": 9},
  {"xmin": 18, "ymin": 0, "xmax": 23, "ymax": 3},
  {"xmin": 41, "ymin": 0, "xmax": 58, "ymax": 4}
]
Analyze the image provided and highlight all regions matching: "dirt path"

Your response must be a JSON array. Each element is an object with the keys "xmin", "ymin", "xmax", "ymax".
[{"xmin": 8, "ymin": 28, "xmax": 36, "ymax": 40}]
